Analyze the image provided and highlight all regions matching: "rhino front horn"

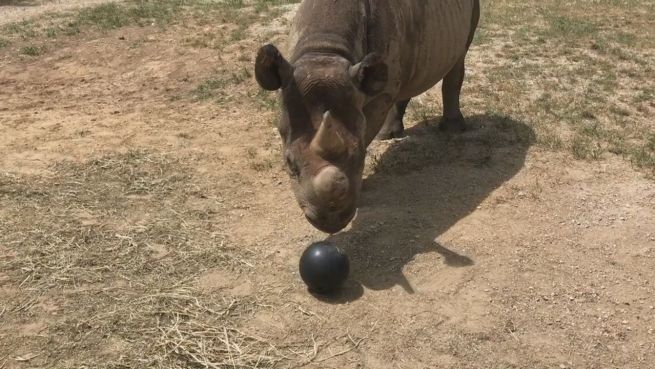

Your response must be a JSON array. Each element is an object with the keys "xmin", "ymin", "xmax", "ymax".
[{"xmin": 310, "ymin": 111, "xmax": 347, "ymax": 159}]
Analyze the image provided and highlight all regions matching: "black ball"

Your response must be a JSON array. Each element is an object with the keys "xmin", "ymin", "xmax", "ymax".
[{"xmin": 299, "ymin": 242, "xmax": 349, "ymax": 294}]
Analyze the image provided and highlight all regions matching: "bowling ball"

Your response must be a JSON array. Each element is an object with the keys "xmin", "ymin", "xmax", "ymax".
[{"xmin": 299, "ymin": 242, "xmax": 349, "ymax": 294}]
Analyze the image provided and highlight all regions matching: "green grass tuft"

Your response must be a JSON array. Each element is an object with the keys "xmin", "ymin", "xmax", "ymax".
[
  {"xmin": 192, "ymin": 68, "xmax": 251, "ymax": 101},
  {"xmin": 571, "ymin": 135, "xmax": 603, "ymax": 160},
  {"xmin": 548, "ymin": 15, "xmax": 598, "ymax": 38},
  {"xmin": 629, "ymin": 134, "xmax": 655, "ymax": 174},
  {"xmin": 74, "ymin": 1, "xmax": 182, "ymax": 29},
  {"xmin": 20, "ymin": 45, "xmax": 44, "ymax": 56}
]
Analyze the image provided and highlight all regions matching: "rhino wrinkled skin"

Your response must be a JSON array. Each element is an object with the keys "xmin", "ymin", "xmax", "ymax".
[{"xmin": 255, "ymin": 0, "xmax": 481, "ymax": 233}]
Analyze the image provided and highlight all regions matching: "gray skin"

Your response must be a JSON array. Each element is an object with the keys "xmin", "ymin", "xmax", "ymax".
[{"xmin": 255, "ymin": 0, "xmax": 480, "ymax": 233}]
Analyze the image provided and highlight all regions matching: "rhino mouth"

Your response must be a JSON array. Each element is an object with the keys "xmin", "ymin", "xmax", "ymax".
[{"xmin": 303, "ymin": 206, "xmax": 357, "ymax": 234}]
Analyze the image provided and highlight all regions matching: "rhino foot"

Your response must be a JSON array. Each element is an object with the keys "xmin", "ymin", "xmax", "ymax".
[
  {"xmin": 439, "ymin": 114, "xmax": 466, "ymax": 133},
  {"xmin": 376, "ymin": 99, "xmax": 410, "ymax": 140},
  {"xmin": 376, "ymin": 120, "xmax": 405, "ymax": 140}
]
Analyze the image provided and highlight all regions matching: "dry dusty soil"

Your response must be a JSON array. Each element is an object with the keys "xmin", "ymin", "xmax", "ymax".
[
  {"xmin": 0, "ymin": 0, "xmax": 115, "ymax": 26},
  {"xmin": 0, "ymin": 1, "xmax": 654, "ymax": 368}
]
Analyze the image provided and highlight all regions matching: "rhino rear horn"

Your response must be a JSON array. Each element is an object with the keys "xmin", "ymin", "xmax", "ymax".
[
  {"xmin": 349, "ymin": 53, "xmax": 388, "ymax": 96},
  {"xmin": 255, "ymin": 44, "xmax": 293, "ymax": 91},
  {"xmin": 310, "ymin": 111, "xmax": 347, "ymax": 159}
]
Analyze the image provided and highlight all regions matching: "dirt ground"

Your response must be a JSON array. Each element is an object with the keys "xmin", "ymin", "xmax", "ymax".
[
  {"xmin": 1, "ymin": 1, "xmax": 654, "ymax": 368},
  {"xmin": 0, "ymin": 0, "xmax": 113, "ymax": 26}
]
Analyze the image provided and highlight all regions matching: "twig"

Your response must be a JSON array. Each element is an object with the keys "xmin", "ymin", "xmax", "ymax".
[
  {"xmin": 178, "ymin": 346, "xmax": 221, "ymax": 369},
  {"xmin": 14, "ymin": 353, "xmax": 40, "ymax": 362},
  {"xmin": 312, "ymin": 334, "xmax": 319, "ymax": 358},
  {"xmin": 18, "ymin": 274, "xmax": 32, "ymax": 288},
  {"xmin": 224, "ymin": 326, "xmax": 236, "ymax": 368},
  {"xmin": 346, "ymin": 334, "xmax": 357, "ymax": 346},
  {"xmin": 507, "ymin": 328, "xmax": 521, "ymax": 343},
  {"xmin": 314, "ymin": 336, "xmax": 366, "ymax": 363},
  {"xmin": 292, "ymin": 333, "xmax": 367, "ymax": 368},
  {"xmin": 168, "ymin": 207, "xmax": 189, "ymax": 228},
  {"xmin": 235, "ymin": 258, "xmax": 255, "ymax": 268},
  {"xmin": 295, "ymin": 304, "xmax": 324, "ymax": 321}
]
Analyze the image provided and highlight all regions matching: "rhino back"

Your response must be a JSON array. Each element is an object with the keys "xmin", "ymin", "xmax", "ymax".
[
  {"xmin": 374, "ymin": 0, "xmax": 475, "ymax": 99},
  {"xmin": 287, "ymin": 0, "xmax": 368, "ymax": 63},
  {"xmin": 286, "ymin": 0, "xmax": 476, "ymax": 99}
]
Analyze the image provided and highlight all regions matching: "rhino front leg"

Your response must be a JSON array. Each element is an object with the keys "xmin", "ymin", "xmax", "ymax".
[
  {"xmin": 440, "ymin": 57, "xmax": 467, "ymax": 132},
  {"xmin": 376, "ymin": 99, "xmax": 411, "ymax": 140}
]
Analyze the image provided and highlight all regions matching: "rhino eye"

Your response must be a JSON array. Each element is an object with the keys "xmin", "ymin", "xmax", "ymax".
[{"xmin": 285, "ymin": 152, "xmax": 300, "ymax": 177}]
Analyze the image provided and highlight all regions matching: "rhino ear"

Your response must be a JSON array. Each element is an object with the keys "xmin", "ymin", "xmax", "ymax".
[
  {"xmin": 255, "ymin": 44, "xmax": 293, "ymax": 91},
  {"xmin": 349, "ymin": 53, "xmax": 388, "ymax": 96}
]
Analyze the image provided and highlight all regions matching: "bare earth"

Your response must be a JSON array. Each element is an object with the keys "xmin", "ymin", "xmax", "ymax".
[
  {"xmin": 0, "ymin": 0, "xmax": 115, "ymax": 26},
  {"xmin": 0, "ymin": 2, "xmax": 654, "ymax": 369}
]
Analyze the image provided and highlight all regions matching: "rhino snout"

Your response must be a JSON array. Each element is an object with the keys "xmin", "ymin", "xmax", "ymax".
[
  {"xmin": 301, "ymin": 165, "xmax": 356, "ymax": 233},
  {"xmin": 303, "ymin": 205, "xmax": 356, "ymax": 234}
]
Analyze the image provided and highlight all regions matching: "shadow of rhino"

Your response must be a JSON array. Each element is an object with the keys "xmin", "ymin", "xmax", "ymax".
[{"xmin": 323, "ymin": 114, "xmax": 535, "ymax": 302}]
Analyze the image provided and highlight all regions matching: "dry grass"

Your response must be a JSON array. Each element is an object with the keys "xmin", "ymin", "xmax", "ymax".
[
  {"xmin": 0, "ymin": 150, "xmax": 299, "ymax": 367},
  {"xmin": 0, "ymin": 0, "xmax": 299, "ymax": 56}
]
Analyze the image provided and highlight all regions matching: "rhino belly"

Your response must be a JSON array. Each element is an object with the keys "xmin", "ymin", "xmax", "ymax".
[{"xmin": 396, "ymin": 0, "xmax": 475, "ymax": 99}]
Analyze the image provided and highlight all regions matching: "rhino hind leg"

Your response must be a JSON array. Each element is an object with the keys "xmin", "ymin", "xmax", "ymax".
[
  {"xmin": 440, "ymin": 0, "xmax": 479, "ymax": 133},
  {"xmin": 439, "ymin": 57, "xmax": 467, "ymax": 132},
  {"xmin": 376, "ymin": 99, "xmax": 411, "ymax": 140}
]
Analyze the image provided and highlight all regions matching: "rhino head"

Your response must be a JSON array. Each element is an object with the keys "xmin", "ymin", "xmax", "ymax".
[{"xmin": 255, "ymin": 44, "xmax": 388, "ymax": 233}]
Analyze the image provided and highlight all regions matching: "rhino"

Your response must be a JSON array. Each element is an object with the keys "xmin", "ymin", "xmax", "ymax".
[{"xmin": 255, "ymin": 0, "xmax": 480, "ymax": 233}]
